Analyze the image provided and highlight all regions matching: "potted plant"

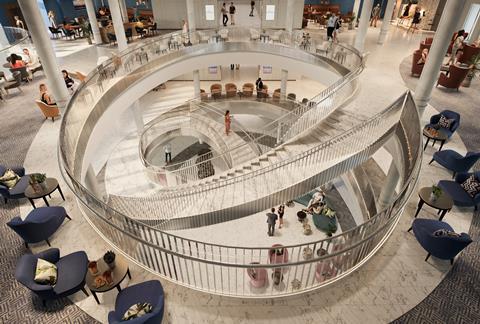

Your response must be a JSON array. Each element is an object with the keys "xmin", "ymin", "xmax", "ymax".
[
  {"xmin": 103, "ymin": 250, "xmax": 116, "ymax": 269},
  {"xmin": 431, "ymin": 185, "xmax": 442, "ymax": 201},
  {"xmin": 81, "ymin": 21, "xmax": 92, "ymax": 44},
  {"xmin": 29, "ymin": 173, "xmax": 46, "ymax": 193},
  {"xmin": 462, "ymin": 54, "xmax": 480, "ymax": 88}
]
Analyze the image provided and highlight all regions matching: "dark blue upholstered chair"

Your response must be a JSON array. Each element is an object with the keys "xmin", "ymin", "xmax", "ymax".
[
  {"xmin": 438, "ymin": 172, "xmax": 480, "ymax": 210},
  {"xmin": 0, "ymin": 165, "xmax": 29, "ymax": 204},
  {"xmin": 430, "ymin": 150, "xmax": 480, "ymax": 178},
  {"xmin": 7, "ymin": 206, "xmax": 71, "ymax": 248},
  {"xmin": 426, "ymin": 110, "xmax": 460, "ymax": 139},
  {"xmin": 15, "ymin": 248, "xmax": 89, "ymax": 306},
  {"xmin": 108, "ymin": 280, "xmax": 165, "ymax": 324},
  {"xmin": 412, "ymin": 218, "xmax": 472, "ymax": 265}
]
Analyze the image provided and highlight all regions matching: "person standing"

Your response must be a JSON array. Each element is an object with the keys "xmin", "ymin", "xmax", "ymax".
[
  {"xmin": 408, "ymin": 7, "xmax": 421, "ymax": 33},
  {"xmin": 250, "ymin": 1, "xmax": 255, "ymax": 17},
  {"xmin": 14, "ymin": 16, "xmax": 25, "ymax": 29},
  {"xmin": 278, "ymin": 204, "xmax": 285, "ymax": 229},
  {"xmin": 221, "ymin": 3, "xmax": 229, "ymax": 27},
  {"xmin": 447, "ymin": 30, "xmax": 465, "ymax": 66},
  {"xmin": 48, "ymin": 11, "xmax": 57, "ymax": 28},
  {"xmin": 224, "ymin": 110, "xmax": 231, "ymax": 135},
  {"xmin": 370, "ymin": 4, "xmax": 381, "ymax": 28},
  {"xmin": 255, "ymin": 77, "xmax": 263, "ymax": 91},
  {"xmin": 266, "ymin": 207, "xmax": 278, "ymax": 236},
  {"xmin": 229, "ymin": 2, "xmax": 236, "ymax": 25},
  {"xmin": 164, "ymin": 142, "xmax": 172, "ymax": 163},
  {"xmin": 326, "ymin": 13, "xmax": 337, "ymax": 41}
]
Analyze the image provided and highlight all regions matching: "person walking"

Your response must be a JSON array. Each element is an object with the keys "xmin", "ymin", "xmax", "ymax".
[
  {"xmin": 229, "ymin": 2, "xmax": 236, "ymax": 25},
  {"xmin": 266, "ymin": 207, "xmax": 278, "ymax": 236},
  {"xmin": 278, "ymin": 204, "xmax": 285, "ymax": 229},
  {"xmin": 221, "ymin": 3, "xmax": 229, "ymax": 26},
  {"xmin": 326, "ymin": 13, "xmax": 337, "ymax": 41},
  {"xmin": 250, "ymin": 1, "xmax": 255, "ymax": 17},
  {"xmin": 255, "ymin": 77, "xmax": 263, "ymax": 91},
  {"xmin": 224, "ymin": 110, "xmax": 231, "ymax": 135},
  {"xmin": 370, "ymin": 4, "xmax": 381, "ymax": 27},
  {"xmin": 164, "ymin": 142, "xmax": 172, "ymax": 163},
  {"xmin": 408, "ymin": 7, "xmax": 421, "ymax": 33}
]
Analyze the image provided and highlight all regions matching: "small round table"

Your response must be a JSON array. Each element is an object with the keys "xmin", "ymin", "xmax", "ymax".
[
  {"xmin": 408, "ymin": 187, "xmax": 453, "ymax": 232},
  {"xmin": 422, "ymin": 127, "xmax": 448, "ymax": 151},
  {"xmin": 24, "ymin": 178, "xmax": 65, "ymax": 208},
  {"xmin": 85, "ymin": 254, "xmax": 131, "ymax": 304}
]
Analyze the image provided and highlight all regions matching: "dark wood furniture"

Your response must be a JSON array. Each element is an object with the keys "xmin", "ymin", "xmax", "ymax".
[
  {"xmin": 423, "ymin": 127, "xmax": 448, "ymax": 151},
  {"xmin": 408, "ymin": 187, "xmax": 454, "ymax": 231},
  {"xmin": 85, "ymin": 254, "xmax": 131, "ymax": 304},
  {"xmin": 24, "ymin": 178, "xmax": 65, "ymax": 208}
]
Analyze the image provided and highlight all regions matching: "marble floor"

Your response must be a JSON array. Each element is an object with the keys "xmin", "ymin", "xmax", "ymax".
[{"xmin": 8, "ymin": 24, "xmax": 479, "ymax": 323}]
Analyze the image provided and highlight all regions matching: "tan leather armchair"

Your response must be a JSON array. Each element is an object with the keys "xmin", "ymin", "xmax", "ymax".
[
  {"xmin": 436, "ymin": 64, "xmax": 470, "ymax": 91},
  {"xmin": 225, "ymin": 83, "xmax": 237, "ymax": 97},
  {"xmin": 458, "ymin": 44, "xmax": 480, "ymax": 65},
  {"xmin": 210, "ymin": 83, "xmax": 222, "ymax": 99},
  {"xmin": 242, "ymin": 83, "xmax": 254, "ymax": 97},
  {"xmin": 35, "ymin": 100, "xmax": 60, "ymax": 122}
]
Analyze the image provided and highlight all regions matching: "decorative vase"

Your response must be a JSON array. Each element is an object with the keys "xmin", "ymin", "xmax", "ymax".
[
  {"xmin": 430, "ymin": 192, "xmax": 438, "ymax": 201},
  {"xmin": 31, "ymin": 183, "xmax": 43, "ymax": 193},
  {"xmin": 106, "ymin": 260, "xmax": 116, "ymax": 270}
]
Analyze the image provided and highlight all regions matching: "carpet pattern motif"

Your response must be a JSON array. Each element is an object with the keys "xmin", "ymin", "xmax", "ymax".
[
  {"xmin": 0, "ymin": 79, "xmax": 99, "ymax": 323},
  {"xmin": 392, "ymin": 55, "xmax": 480, "ymax": 323}
]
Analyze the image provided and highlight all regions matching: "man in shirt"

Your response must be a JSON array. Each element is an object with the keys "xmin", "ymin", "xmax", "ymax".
[
  {"xmin": 229, "ymin": 2, "xmax": 236, "ymax": 25},
  {"xmin": 164, "ymin": 143, "xmax": 172, "ymax": 163},
  {"xmin": 250, "ymin": 1, "xmax": 255, "ymax": 17},
  {"xmin": 266, "ymin": 208, "xmax": 278, "ymax": 236},
  {"xmin": 326, "ymin": 13, "xmax": 337, "ymax": 41},
  {"xmin": 221, "ymin": 3, "xmax": 228, "ymax": 27}
]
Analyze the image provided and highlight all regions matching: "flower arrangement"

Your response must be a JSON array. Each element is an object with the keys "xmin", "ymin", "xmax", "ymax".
[
  {"xmin": 29, "ymin": 173, "xmax": 46, "ymax": 184},
  {"xmin": 431, "ymin": 185, "xmax": 442, "ymax": 200},
  {"xmin": 323, "ymin": 206, "xmax": 336, "ymax": 219}
]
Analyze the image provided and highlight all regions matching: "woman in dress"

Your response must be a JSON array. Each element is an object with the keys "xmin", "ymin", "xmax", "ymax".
[
  {"xmin": 39, "ymin": 84, "xmax": 56, "ymax": 106},
  {"xmin": 224, "ymin": 110, "xmax": 231, "ymax": 135},
  {"xmin": 447, "ymin": 30, "xmax": 465, "ymax": 66},
  {"xmin": 278, "ymin": 204, "xmax": 285, "ymax": 229}
]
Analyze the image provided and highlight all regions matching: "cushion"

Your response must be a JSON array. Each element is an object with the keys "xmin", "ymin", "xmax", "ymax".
[
  {"xmin": 34, "ymin": 258, "xmax": 57, "ymax": 285},
  {"xmin": 438, "ymin": 114, "xmax": 454, "ymax": 129},
  {"xmin": 122, "ymin": 303, "xmax": 153, "ymax": 321},
  {"xmin": 433, "ymin": 229, "xmax": 461, "ymax": 237},
  {"xmin": 0, "ymin": 169, "xmax": 20, "ymax": 189},
  {"xmin": 460, "ymin": 175, "xmax": 480, "ymax": 198}
]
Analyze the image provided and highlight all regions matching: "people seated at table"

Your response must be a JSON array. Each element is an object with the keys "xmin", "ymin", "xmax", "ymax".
[
  {"xmin": 39, "ymin": 84, "xmax": 56, "ymax": 106},
  {"xmin": 9, "ymin": 54, "xmax": 25, "ymax": 69},
  {"xmin": 62, "ymin": 70, "xmax": 75, "ymax": 93},
  {"xmin": 417, "ymin": 48, "xmax": 428, "ymax": 65},
  {"xmin": 22, "ymin": 48, "xmax": 41, "ymax": 71}
]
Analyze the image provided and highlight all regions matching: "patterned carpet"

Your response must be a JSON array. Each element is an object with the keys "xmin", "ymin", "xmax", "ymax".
[
  {"xmin": 0, "ymin": 77, "xmax": 99, "ymax": 323},
  {"xmin": 391, "ymin": 56, "xmax": 480, "ymax": 323}
]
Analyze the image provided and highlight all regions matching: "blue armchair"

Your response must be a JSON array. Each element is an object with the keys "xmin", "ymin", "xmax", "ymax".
[
  {"xmin": 412, "ymin": 218, "xmax": 472, "ymax": 264},
  {"xmin": 7, "ymin": 206, "xmax": 71, "ymax": 248},
  {"xmin": 438, "ymin": 172, "xmax": 480, "ymax": 209},
  {"xmin": 108, "ymin": 280, "xmax": 165, "ymax": 324},
  {"xmin": 426, "ymin": 110, "xmax": 460, "ymax": 139},
  {"xmin": 0, "ymin": 165, "xmax": 29, "ymax": 204},
  {"xmin": 429, "ymin": 150, "xmax": 480, "ymax": 178},
  {"xmin": 15, "ymin": 248, "xmax": 89, "ymax": 306}
]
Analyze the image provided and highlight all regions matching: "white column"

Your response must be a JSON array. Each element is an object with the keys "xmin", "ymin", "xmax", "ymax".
[
  {"xmin": 18, "ymin": 0, "xmax": 69, "ymax": 107},
  {"xmin": 280, "ymin": 69, "xmax": 288, "ymax": 96},
  {"xmin": 85, "ymin": 0, "xmax": 102, "ymax": 44},
  {"xmin": 186, "ymin": 0, "xmax": 196, "ymax": 32},
  {"xmin": 285, "ymin": 0, "xmax": 295, "ymax": 32},
  {"xmin": 415, "ymin": 0, "xmax": 467, "ymax": 115},
  {"xmin": 354, "ymin": 0, "xmax": 374, "ymax": 52},
  {"xmin": 470, "ymin": 18, "xmax": 480, "ymax": 43},
  {"xmin": 193, "ymin": 69, "xmax": 200, "ymax": 97},
  {"xmin": 132, "ymin": 100, "xmax": 144, "ymax": 136},
  {"xmin": 377, "ymin": 162, "xmax": 399, "ymax": 210},
  {"xmin": 119, "ymin": 0, "xmax": 129, "ymax": 23},
  {"xmin": 352, "ymin": 0, "xmax": 362, "ymax": 19},
  {"xmin": 108, "ymin": 0, "xmax": 128, "ymax": 52},
  {"xmin": 377, "ymin": 0, "xmax": 395, "ymax": 45}
]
